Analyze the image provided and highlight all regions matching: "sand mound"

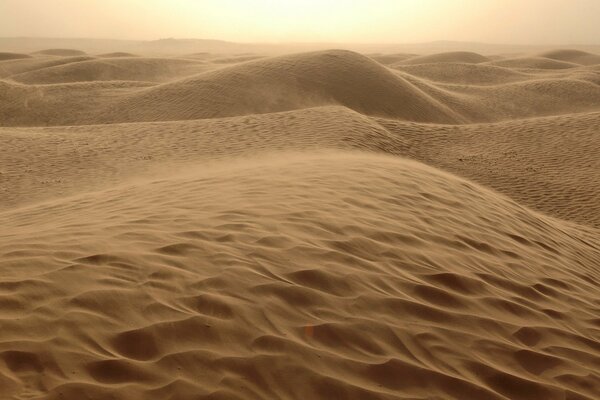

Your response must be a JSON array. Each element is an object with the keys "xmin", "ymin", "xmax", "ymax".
[
  {"xmin": 367, "ymin": 53, "xmax": 417, "ymax": 65},
  {"xmin": 210, "ymin": 55, "xmax": 265, "ymax": 64},
  {"xmin": 540, "ymin": 49, "xmax": 600, "ymax": 66},
  {"xmin": 398, "ymin": 72, "xmax": 600, "ymax": 122},
  {"xmin": 100, "ymin": 50, "xmax": 463, "ymax": 124},
  {"xmin": 9, "ymin": 57, "xmax": 209, "ymax": 84},
  {"xmin": 32, "ymin": 48, "xmax": 87, "ymax": 56},
  {"xmin": 394, "ymin": 62, "xmax": 529, "ymax": 85},
  {"xmin": 4, "ymin": 104, "xmax": 598, "ymax": 227},
  {"xmin": 0, "ymin": 52, "xmax": 31, "ymax": 61},
  {"xmin": 377, "ymin": 110, "xmax": 600, "ymax": 227},
  {"xmin": 401, "ymin": 51, "xmax": 490, "ymax": 65},
  {"xmin": 1, "ymin": 152, "xmax": 598, "ymax": 400},
  {"xmin": 488, "ymin": 57, "xmax": 580, "ymax": 70},
  {"xmin": 97, "ymin": 52, "xmax": 138, "ymax": 58},
  {"xmin": 0, "ymin": 79, "xmax": 152, "ymax": 127},
  {"xmin": 0, "ymin": 106, "xmax": 406, "ymax": 209},
  {"xmin": 0, "ymin": 56, "xmax": 96, "ymax": 78}
]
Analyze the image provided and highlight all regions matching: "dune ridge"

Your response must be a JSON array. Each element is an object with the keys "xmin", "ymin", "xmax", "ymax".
[
  {"xmin": 1, "ymin": 45, "xmax": 599, "ymax": 400},
  {"xmin": 9, "ymin": 57, "xmax": 210, "ymax": 84}
]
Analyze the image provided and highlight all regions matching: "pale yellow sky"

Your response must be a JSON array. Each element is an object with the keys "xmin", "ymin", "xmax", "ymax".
[{"xmin": 1, "ymin": 0, "xmax": 599, "ymax": 44}]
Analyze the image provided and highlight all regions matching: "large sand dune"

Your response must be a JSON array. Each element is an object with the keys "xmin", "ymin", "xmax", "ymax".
[
  {"xmin": 9, "ymin": 57, "xmax": 210, "ymax": 84},
  {"xmin": 1, "ymin": 44, "xmax": 599, "ymax": 400}
]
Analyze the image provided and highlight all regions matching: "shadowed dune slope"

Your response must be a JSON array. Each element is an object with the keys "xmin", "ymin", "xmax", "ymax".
[
  {"xmin": 32, "ymin": 48, "xmax": 87, "ymax": 56},
  {"xmin": 487, "ymin": 57, "xmax": 581, "ymax": 70},
  {"xmin": 0, "ymin": 79, "xmax": 153, "ymax": 127},
  {"xmin": 401, "ymin": 73, "xmax": 600, "ymax": 122},
  {"xmin": 376, "ymin": 110, "xmax": 600, "ymax": 227},
  {"xmin": 540, "ymin": 49, "xmax": 600, "ymax": 66},
  {"xmin": 400, "ymin": 51, "xmax": 490, "ymax": 65},
  {"xmin": 0, "ymin": 52, "xmax": 31, "ymax": 61},
  {"xmin": 2, "ymin": 106, "xmax": 599, "ymax": 229},
  {"xmin": 0, "ymin": 106, "xmax": 405, "ymax": 210},
  {"xmin": 0, "ymin": 55, "xmax": 96, "ymax": 78},
  {"xmin": 393, "ymin": 62, "xmax": 530, "ymax": 85},
  {"xmin": 99, "ymin": 50, "xmax": 464, "ymax": 124},
  {"xmin": 9, "ymin": 57, "xmax": 210, "ymax": 84},
  {"xmin": 0, "ymin": 153, "xmax": 598, "ymax": 400},
  {"xmin": 367, "ymin": 53, "xmax": 417, "ymax": 65},
  {"xmin": 97, "ymin": 52, "xmax": 138, "ymax": 58},
  {"xmin": 2, "ymin": 49, "xmax": 599, "ymax": 126}
]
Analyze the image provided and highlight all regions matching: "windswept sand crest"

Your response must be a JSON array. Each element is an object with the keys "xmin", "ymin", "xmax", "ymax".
[
  {"xmin": 2, "ymin": 106, "xmax": 599, "ymax": 229},
  {"xmin": 0, "ymin": 52, "xmax": 31, "ymax": 61},
  {"xmin": 99, "ymin": 50, "xmax": 463, "ymax": 124},
  {"xmin": 540, "ymin": 49, "xmax": 600, "ymax": 66},
  {"xmin": 8, "ymin": 57, "xmax": 211, "ymax": 84},
  {"xmin": 1, "ymin": 153, "xmax": 599, "ymax": 400},
  {"xmin": 32, "ymin": 48, "xmax": 87, "ymax": 57},
  {"xmin": 399, "ymin": 51, "xmax": 490, "ymax": 65}
]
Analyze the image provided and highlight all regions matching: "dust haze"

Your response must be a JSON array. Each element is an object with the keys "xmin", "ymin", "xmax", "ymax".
[{"xmin": 1, "ymin": 1, "xmax": 599, "ymax": 400}]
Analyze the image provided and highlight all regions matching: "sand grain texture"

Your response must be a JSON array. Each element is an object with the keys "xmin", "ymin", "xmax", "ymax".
[{"xmin": 1, "ymin": 45, "xmax": 599, "ymax": 400}]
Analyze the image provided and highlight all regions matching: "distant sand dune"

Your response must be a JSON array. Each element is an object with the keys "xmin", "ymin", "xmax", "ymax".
[
  {"xmin": 400, "ymin": 51, "xmax": 490, "ymax": 65},
  {"xmin": 0, "ymin": 52, "xmax": 31, "ymax": 61},
  {"xmin": 487, "ymin": 57, "xmax": 580, "ymax": 70},
  {"xmin": 540, "ymin": 49, "xmax": 600, "ymax": 65},
  {"xmin": 393, "ymin": 62, "xmax": 530, "ymax": 85},
  {"xmin": 3, "ymin": 106, "xmax": 599, "ymax": 227},
  {"xmin": 97, "ymin": 52, "xmax": 138, "ymax": 58},
  {"xmin": 99, "ymin": 49, "xmax": 464, "ymax": 124},
  {"xmin": 0, "ymin": 55, "xmax": 96, "ymax": 78},
  {"xmin": 9, "ymin": 57, "xmax": 210, "ymax": 84},
  {"xmin": 377, "ymin": 110, "xmax": 600, "ymax": 227},
  {"xmin": 367, "ymin": 53, "xmax": 417, "ymax": 65},
  {"xmin": 32, "ymin": 48, "xmax": 87, "ymax": 56}
]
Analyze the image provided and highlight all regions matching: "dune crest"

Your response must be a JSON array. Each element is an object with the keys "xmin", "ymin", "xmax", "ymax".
[{"xmin": 1, "ymin": 153, "xmax": 599, "ymax": 400}]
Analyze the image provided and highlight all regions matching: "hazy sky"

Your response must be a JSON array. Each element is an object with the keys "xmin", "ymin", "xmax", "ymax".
[{"xmin": 1, "ymin": 0, "xmax": 599, "ymax": 44}]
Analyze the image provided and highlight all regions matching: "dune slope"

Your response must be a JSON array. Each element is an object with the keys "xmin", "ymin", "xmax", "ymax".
[
  {"xmin": 1, "ymin": 47, "xmax": 600, "ymax": 400},
  {"xmin": 1, "ymin": 152, "xmax": 599, "ymax": 400},
  {"xmin": 400, "ymin": 51, "xmax": 490, "ymax": 65},
  {"xmin": 9, "ymin": 57, "xmax": 210, "ymax": 84},
  {"xmin": 99, "ymin": 50, "xmax": 464, "ymax": 124}
]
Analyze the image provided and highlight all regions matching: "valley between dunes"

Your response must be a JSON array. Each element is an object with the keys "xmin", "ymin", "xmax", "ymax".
[{"xmin": 0, "ymin": 46, "xmax": 599, "ymax": 400}]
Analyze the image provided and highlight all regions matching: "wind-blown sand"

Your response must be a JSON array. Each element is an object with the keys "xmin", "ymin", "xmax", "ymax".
[{"xmin": 1, "ymin": 45, "xmax": 599, "ymax": 400}]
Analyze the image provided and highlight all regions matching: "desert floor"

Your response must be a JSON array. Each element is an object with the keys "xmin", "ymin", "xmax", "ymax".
[{"xmin": 0, "ymin": 46, "xmax": 599, "ymax": 399}]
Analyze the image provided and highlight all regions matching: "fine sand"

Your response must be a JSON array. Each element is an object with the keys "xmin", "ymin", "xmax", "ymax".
[{"xmin": 1, "ymin": 46, "xmax": 599, "ymax": 400}]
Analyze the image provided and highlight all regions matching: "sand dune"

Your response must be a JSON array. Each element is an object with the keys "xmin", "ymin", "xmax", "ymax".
[
  {"xmin": 0, "ymin": 79, "xmax": 153, "ymax": 127},
  {"xmin": 0, "ymin": 52, "xmax": 31, "ymax": 61},
  {"xmin": 1, "ymin": 45, "xmax": 600, "ymax": 400},
  {"xmin": 540, "ymin": 49, "xmax": 600, "ymax": 66},
  {"xmin": 0, "ymin": 55, "xmax": 96, "ymax": 78},
  {"xmin": 33, "ymin": 48, "xmax": 87, "ymax": 56},
  {"xmin": 9, "ymin": 57, "xmax": 210, "ymax": 84},
  {"xmin": 97, "ymin": 52, "xmax": 138, "ymax": 58},
  {"xmin": 376, "ymin": 110, "xmax": 600, "ymax": 227},
  {"xmin": 98, "ymin": 50, "xmax": 463, "ymax": 124},
  {"xmin": 1, "ymin": 152, "xmax": 598, "ymax": 400},
  {"xmin": 393, "ymin": 62, "xmax": 530, "ymax": 85},
  {"xmin": 2, "ymin": 49, "xmax": 599, "ymax": 127},
  {"xmin": 400, "ymin": 51, "xmax": 490, "ymax": 65},
  {"xmin": 487, "ymin": 57, "xmax": 581, "ymax": 70},
  {"xmin": 367, "ymin": 53, "xmax": 417, "ymax": 65}
]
